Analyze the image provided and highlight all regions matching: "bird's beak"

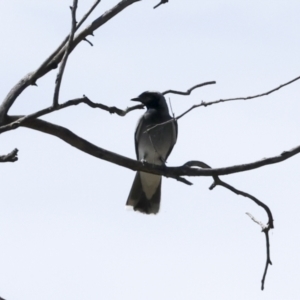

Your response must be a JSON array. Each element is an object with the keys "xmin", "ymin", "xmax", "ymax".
[{"xmin": 131, "ymin": 97, "xmax": 141, "ymax": 102}]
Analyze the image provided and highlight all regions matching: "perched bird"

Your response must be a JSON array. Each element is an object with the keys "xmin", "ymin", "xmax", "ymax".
[{"xmin": 126, "ymin": 91, "xmax": 178, "ymax": 214}]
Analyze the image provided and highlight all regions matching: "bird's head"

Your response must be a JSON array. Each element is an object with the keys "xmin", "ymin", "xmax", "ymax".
[{"xmin": 131, "ymin": 91, "xmax": 169, "ymax": 111}]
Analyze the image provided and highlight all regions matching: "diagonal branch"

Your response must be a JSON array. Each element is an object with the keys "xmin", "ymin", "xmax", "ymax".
[
  {"xmin": 0, "ymin": 148, "xmax": 18, "ymax": 163},
  {"xmin": 32, "ymin": 0, "xmax": 102, "ymax": 84},
  {"xmin": 53, "ymin": 0, "xmax": 78, "ymax": 107},
  {"xmin": 0, "ymin": 0, "xmax": 140, "ymax": 124},
  {"xmin": 153, "ymin": 0, "xmax": 168, "ymax": 9},
  {"xmin": 76, "ymin": 0, "xmax": 102, "ymax": 31}
]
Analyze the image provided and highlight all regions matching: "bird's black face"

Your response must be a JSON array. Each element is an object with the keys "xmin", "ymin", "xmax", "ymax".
[{"xmin": 131, "ymin": 92, "xmax": 165, "ymax": 109}]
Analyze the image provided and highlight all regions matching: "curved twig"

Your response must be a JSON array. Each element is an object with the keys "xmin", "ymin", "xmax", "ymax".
[
  {"xmin": 184, "ymin": 160, "xmax": 273, "ymax": 290},
  {"xmin": 162, "ymin": 81, "xmax": 216, "ymax": 96}
]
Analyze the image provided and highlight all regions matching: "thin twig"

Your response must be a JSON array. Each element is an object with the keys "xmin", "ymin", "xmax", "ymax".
[
  {"xmin": 168, "ymin": 98, "xmax": 175, "ymax": 118},
  {"xmin": 261, "ymin": 230, "xmax": 272, "ymax": 290},
  {"xmin": 53, "ymin": 1, "xmax": 78, "ymax": 107},
  {"xmin": 84, "ymin": 38, "xmax": 93, "ymax": 46},
  {"xmin": 153, "ymin": 0, "xmax": 168, "ymax": 9},
  {"xmin": 246, "ymin": 212, "xmax": 267, "ymax": 230},
  {"xmin": 0, "ymin": 148, "xmax": 18, "ymax": 162},
  {"xmin": 145, "ymin": 75, "xmax": 300, "ymax": 133},
  {"xmin": 162, "ymin": 81, "xmax": 216, "ymax": 96},
  {"xmin": 177, "ymin": 75, "xmax": 300, "ymax": 120},
  {"xmin": 76, "ymin": 0, "xmax": 101, "ymax": 31}
]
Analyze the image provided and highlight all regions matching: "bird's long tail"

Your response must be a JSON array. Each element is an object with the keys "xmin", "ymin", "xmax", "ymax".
[{"xmin": 126, "ymin": 171, "xmax": 161, "ymax": 214}]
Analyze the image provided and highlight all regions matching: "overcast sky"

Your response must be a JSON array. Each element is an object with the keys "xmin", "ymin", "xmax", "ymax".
[{"xmin": 1, "ymin": 1, "xmax": 300, "ymax": 299}]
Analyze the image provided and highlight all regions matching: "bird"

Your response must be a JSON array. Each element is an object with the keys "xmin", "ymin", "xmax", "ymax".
[{"xmin": 126, "ymin": 91, "xmax": 178, "ymax": 214}]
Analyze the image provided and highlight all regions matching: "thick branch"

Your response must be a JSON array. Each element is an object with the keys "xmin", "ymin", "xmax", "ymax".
[
  {"xmin": 0, "ymin": 0, "xmax": 140, "ymax": 124},
  {"xmin": 0, "ymin": 148, "xmax": 18, "ymax": 163},
  {"xmin": 5, "ymin": 116, "xmax": 300, "ymax": 178}
]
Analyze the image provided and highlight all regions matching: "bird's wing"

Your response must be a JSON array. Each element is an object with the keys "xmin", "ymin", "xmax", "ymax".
[
  {"xmin": 134, "ymin": 115, "xmax": 145, "ymax": 160},
  {"xmin": 164, "ymin": 118, "xmax": 178, "ymax": 161}
]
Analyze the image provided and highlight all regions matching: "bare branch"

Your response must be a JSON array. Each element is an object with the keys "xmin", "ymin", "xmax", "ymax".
[
  {"xmin": 0, "ymin": 148, "xmax": 18, "ymax": 163},
  {"xmin": 176, "ymin": 75, "xmax": 300, "ymax": 121},
  {"xmin": 0, "ymin": 96, "xmax": 144, "ymax": 134},
  {"xmin": 185, "ymin": 161, "xmax": 273, "ymax": 290},
  {"xmin": 145, "ymin": 75, "xmax": 300, "ymax": 133},
  {"xmin": 31, "ymin": 0, "xmax": 102, "ymax": 83},
  {"xmin": 246, "ymin": 212, "xmax": 272, "ymax": 290},
  {"xmin": 153, "ymin": 0, "xmax": 168, "ymax": 9},
  {"xmin": 211, "ymin": 176, "xmax": 273, "ymax": 290},
  {"xmin": 0, "ymin": 0, "xmax": 140, "ymax": 124},
  {"xmin": 53, "ymin": 0, "xmax": 78, "ymax": 107},
  {"xmin": 76, "ymin": 0, "xmax": 102, "ymax": 31},
  {"xmin": 211, "ymin": 177, "xmax": 274, "ymax": 229},
  {"xmin": 162, "ymin": 81, "xmax": 216, "ymax": 96},
  {"xmin": 4, "ymin": 117, "xmax": 300, "ymax": 179},
  {"xmin": 7, "ymin": 117, "xmax": 191, "ymax": 184},
  {"xmin": 261, "ymin": 230, "xmax": 272, "ymax": 290}
]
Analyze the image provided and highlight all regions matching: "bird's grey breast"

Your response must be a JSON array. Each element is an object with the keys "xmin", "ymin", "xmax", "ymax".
[{"xmin": 136, "ymin": 110, "xmax": 177, "ymax": 164}]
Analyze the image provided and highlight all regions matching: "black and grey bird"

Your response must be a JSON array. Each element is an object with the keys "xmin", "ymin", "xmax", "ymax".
[{"xmin": 126, "ymin": 91, "xmax": 178, "ymax": 214}]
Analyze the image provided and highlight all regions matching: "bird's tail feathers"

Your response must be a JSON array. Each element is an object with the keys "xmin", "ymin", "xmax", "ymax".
[{"xmin": 126, "ymin": 172, "xmax": 161, "ymax": 214}]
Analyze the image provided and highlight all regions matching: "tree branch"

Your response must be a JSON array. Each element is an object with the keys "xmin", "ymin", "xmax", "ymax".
[
  {"xmin": 53, "ymin": 0, "xmax": 78, "ymax": 107},
  {"xmin": 0, "ymin": 96, "xmax": 144, "ymax": 134},
  {"xmin": 162, "ymin": 81, "xmax": 216, "ymax": 96},
  {"xmin": 5, "ymin": 116, "xmax": 300, "ymax": 178},
  {"xmin": 213, "ymin": 179, "xmax": 273, "ymax": 290},
  {"xmin": 176, "ymin": 75, "xmax": 300, "ymax": 121},
  {"xmin": 0, "ymin": 0, "xmax": 140, "ymax": 124},
  {"xmin": 153, "ymin": 0, "xmax": 168, "ymax": 9},
  {"xmin": 31, "ymin": 0, "xmax": 102, "ymax": 84},
  {"xmin": 184, "ymin": 160, "xmax": 273, "ymax": 290},
  {"xmin": 0, "ymin": 148, "xmax": 18, "ymax": 163}
]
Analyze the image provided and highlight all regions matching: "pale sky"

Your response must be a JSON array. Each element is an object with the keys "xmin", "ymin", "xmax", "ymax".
[{"xmin": 1, "ymin": 1, "xmax": 300, "ymax": 299}]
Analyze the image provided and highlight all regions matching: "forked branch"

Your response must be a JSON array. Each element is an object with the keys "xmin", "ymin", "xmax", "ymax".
[
  {"xmin": 184, "ymin": 160, "xmax": 273, "ymax": 290},
  {"xmin": 0, "ymin": 96, "xmax": 144, "ymax": 134}
]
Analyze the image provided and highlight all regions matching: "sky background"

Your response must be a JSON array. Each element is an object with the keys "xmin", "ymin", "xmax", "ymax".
[{"xmin": 1, "ymin": 1, "xmax": 300, "ymax": 299}]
